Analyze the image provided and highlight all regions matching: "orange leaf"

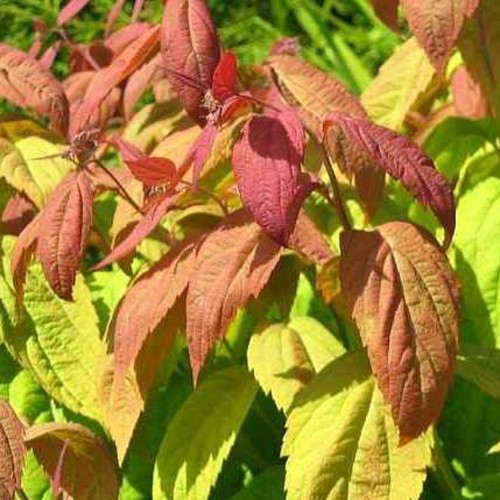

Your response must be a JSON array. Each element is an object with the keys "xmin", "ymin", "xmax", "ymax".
[{"xmin": 340, "ymin": 222, "xmax": 459, "ymax": 442}]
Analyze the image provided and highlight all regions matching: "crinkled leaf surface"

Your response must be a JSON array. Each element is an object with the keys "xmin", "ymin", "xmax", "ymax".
[
  {"xmin": 186, "ymin": 212, "xmax": 281, "ymax": 382},
  {"xmin": 283, "ymin": 351, "xmax": 433, "ymax": 500},
  {"xmin": 232, "ymin": 111, "xmax": 311, "ymax": 244},
  {"xmin": 37, "ymin": 171, "xmax": 93, "ymax": 301},
  {"xmin": 0, "ymin": 119, "xmax": 73, "ymax": 208},
  {"xmin": 25, "ymin": 422, "xmax": 118, "ymax": 500},
  {"xmin": 324, "ymin": 112, "xmax": 456, "ymax": 247},
  {"xmin": 340, "ymin": 223, "xmax": 460, "ymax": 441},
  {"xmin": 153, "ymin": 366, "xmax": 257, "ymax": 500},
  {"xmin": 362, "ymin": 37, "xmax": 435, "ymax": 130},
  {"xmin": 0, "ymin": 44, "xmax": 68, "ymax": 135},
  {"xmin": 161, "ymin": 0, "xmax": 220, "ymax": 123},
  {"xmin": 0, "ymin": 399, "xmax": 26, "ymax": 499},
  {"xmin": 248, "ymin": 316, "xmax": 345, "ymax": 413}
]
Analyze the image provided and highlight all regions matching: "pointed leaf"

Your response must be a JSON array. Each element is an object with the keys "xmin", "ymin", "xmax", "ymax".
[
  {"xmin": 324, "ymin": 112, "xmax": 456, "ymax": 247},
  {"xmin": 95, "ymin": 192, "xmax": 178, "ymax": 269},
  {"xmin": 248, "ymin": 316, "xmax": 345, "ymax": 413},
  {"xmin": 212, "ymin": 52, "xmax": 238, "ymax": 103},
  {"xmin": 161, "ymin": 0, "xmax": 220, "ymax": 123},
  {"xmin": 186, "ymin": 211, "xmax": 282, "ymax": 382},
  {"xmin": 233, "ymin": 111, "xmax": 312, "ymax": 244},
  {"xmin": 340, "ymin": 223, "xmax": 460, "ymax": 441},
  {"xmin": 361, "ymin": 37, "xmax": 435, "ymax": 130},
  {"xmin": 0, "ymin": 44, "xmax": 69, "ymax": 135},
  {"xmin": 401, "ymin": 0, "xmax": 479, "ymax": 72},
  {"xmin": 75, "ymin": 26, "xmax": 160, "ymax": 130},
  {"xmin": 181, "ymin": 123, "xmax": 218, "ymax": 183},
  {"xmin": 25, "ymin": 423, "xmax": 118, "ymax": 500},
  {"xmin": 0, "ymin": 400, "xmax": 26, "ymax": 499},
  {"xmin": 269, "ymin": 54, "xmax": 366, "ymax": 136},
  {"xmin": 369, "ymin": 0, "xmax": 400, "ymax": 31},
  {"xmin": 153, "ymin": 367, "xmax": 257, "ymax": 500},
  {"xmin": 57, "ymin": 0, "xmax": 91, "ymax": 26},
  {"xmin": 37, "ymin": 171, "xmax": 93, "ymax": 301},
  {"xmin": 111, "ymin": 236, "xmax": 199, "ymax": 392},
  {"xmin": 283, "ymin": 351, "xmax": 433, "ymax": 500}
]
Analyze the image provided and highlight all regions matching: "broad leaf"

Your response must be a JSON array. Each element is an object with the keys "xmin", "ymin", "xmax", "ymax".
[
  {"xmin": 457, "ymin": 346, "xmax": 500, "ymax": 399},
  {"xmin": 401, "ymin": 0, "xmax": 480, "ymax": 72},
  {"xmin": 212, "ymin": 52, "xmax": 238, "ymax": 103},
  {"xmin": 232, "ymin": 111, "xmax": 312, "ymax": 244},
  {"xmin": 37, "ymin": 171, "xmax": 93, "ymax": 301},
  {"xmin": 361, "ymin": 37, "xmax": 435, "ymax": 130},
  {"xmin": 324, "ymin": 111, "xmax": 456, "ymax": 247},
  {"xmin": 161, "ymin": 0, "xmax": 220, "ymax": 123},
  {"xmin": 0, "ymin": 400, "xmax": 26, "ymax": 499},
  {"xmin": 153, "ymin": 366, "xmax": 257, "ymax": 500},
  {"xmin": 370, "ymin": 0, "xmax": 400, "ymax": 31},
  {"xmin": 57, "ymin": 0, "xmax": 91, "ymax": 26},
  {"xmin": 0, "ymin": 44, "xmax": 69, "ymax": 135},
  {"xmin": 269, "ymin": 54, "xmax": 366, "ymax": 136},
  {"xmin": 25, "ymin": 422, "xmax": 118, "ymax": 500},
  {"xmin": 248, "ymin": 316, "xmax": 344, "ymax": 413},
  {"xmin": 186, "ymin": 211, "xmax": 282, "ymax": 382},
  {"xmin": 283, "ymin": 351, "xmax": 433, "ymax": 500},
  {"xmin": 340, "ymin": 223, "xmax": 460, "ymax": 441},
  {"xmin": 0, "ymin": 118, "xmax": 73, "ymax": 208}
]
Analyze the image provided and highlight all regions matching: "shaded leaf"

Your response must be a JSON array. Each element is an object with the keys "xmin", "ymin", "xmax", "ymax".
[
  {"xmin": 248, "ymin": 316, "xmax": 344, "ymax": 413},
  {"xmin": 25, "ymin": 423, "xmax": 118, "ymax": 500},
  {"xmin": 0, "ymin": 400, "xmax": 26, "ymax": 499},
  {"xmin": 1, "ymin": 192, "xmax": 36, "ymax": 237},
  {"xmin": 37, "ymin": 171, "xmax": 93, "ymax": 301},
  {"xmin": 57, "ymin": 0, "xmax": 91, "ymax": 26},
  {"xmin": 0, "ymin": 44, "xmax": 68, "ymax": 135},
  {"xmin": 370, "ymin": 0, "xmax": 400, "ymax": 31},
  {"xmin": 324, "ymin": 111, "xmax": 456, "ymax": 247},
  {"xmin": 153, "ymin": 367, "xmax": 257, "ymax": 500},
  {"xmin": 269, "ymin": 54, "xmax": 366, "ymax": 136},
  {"xmin": 186, "ymin": 211, "xmax": 281, "ymax": 382},
  {"xmin": 451, "ymin": 66, "xmax": 488, "ymax": 119},
  {"xmin": 361, "ymin": 37, "xmax": 435, "ymax": 130},
  {"xmin": 401, "ymin": 0, "xmax": 479, "ymax": 72},
  {"xmin": 232, "ymin": 111, "xmax": 312, "ymax": 244},
  {"xmin": 230, "ymin": 466, "xmax": 285, "ymax": 500},
  {"xmin": 340, "ymin": 223, "xmax": 460, "ymax": 441},
  {"xmin": 161, "ymin": 0, "xmax": 220, "ymax": 123},
  {"xmin": 283, "ymin": 351, "xmax": 433, "ymax": 500}
]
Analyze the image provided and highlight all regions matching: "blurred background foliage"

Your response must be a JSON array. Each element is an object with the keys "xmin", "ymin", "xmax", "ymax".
[{"xmin": 0, "ymin": 0, "xmax": 403, "ymax": 94}]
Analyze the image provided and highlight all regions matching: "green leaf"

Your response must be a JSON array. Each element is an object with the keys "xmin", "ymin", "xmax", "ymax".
[
  {"xmin": 283, "ymin": 351, "xmax": 433, "ymax": 500},
  {"xmin": 0, "ymin": 117, "xmax": 73, "ymax": 208},
  {"xmin": 9, "ymin": 370, "xmax": 51, "ymax": 424},
  {"xmin": 0, "ymin": 344, "xmax": 19, "ymax": 399},
  {"xmin": 229, "ymin": 466, "xmax": 285, "ymax": 500},
  {"xmin": 153, "ymin": 366, "xmax": 258, "ymax": 500},
  {"xmin": 362, "ymin": 37, "xmax": 435, "ymax": 131},
  {"xmin": 248, "ymin": 317, "xmax": 344, "ymax": 413},
  {"xmin": 2, "ymin": 253, "xmax": 106, "ymax": 424},
  {"xmin": 21, "ymin": 450, "xmax": 51, "ymax": 500}
]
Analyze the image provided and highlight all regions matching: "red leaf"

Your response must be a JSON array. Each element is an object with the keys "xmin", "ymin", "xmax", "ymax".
[
  {"xmin": 11, "ymin": 213, "xmax": 41, "ymax": 302},
  {"xmin": 111, "ymin": 236, "xmax": 200, "ymax": 391},
  {"xmin": 94, "ymin": 192, "xmax": 177, "ymax": 270},
  {"xmin": 75, "ymin": 26, "xmax": 160, "ymax": 131},
  {"xmin": 232, "ymin": 110, "xmax": 312, "ymax": 245},
  {"xmin": 0, "ymin": 400, "xmax": 26, "ymax": 500},
  {"xmin": 161, "ymin": 0, "xmax": 220, "ymax": 123},
  {"xmin": 369, "ymin": 0, "xmax": 400, "ymax": 31},
  {"xmin": 113, "ymin": 136, "xmax": 178, "ymax": 187},
  {"xmin": 180, "ymin": 123, "xmax": 218, "ymax": 183},
  {"xmin": 340, "ymin": 223, "xmax": 459, "ymax": 441},
  {"xmin": 288, "ymin": 211, "xmax": 334, "ymax": 265},
  {"xmin": 123, "ymin": 52, "xmax": 163, "ymax": 120},
  {"xmin": 37, "ymin": 171, "xmax": 94, "ymax": 301},
  {"xmin": 401, "ymin": 0, "xmax": 480, "ymax": 72},
  {"xmin": 132, "ymin": 0, "xmax": 145, "ymax": 22},
  {"xmin": 212, "ymin": 52, "xmax": 238, "ymax": 103},
  {"xmin": 105, "ymin": 0, "xmax": 127, "ymax": 34},
  {"xmin": 1, "ymin": 192, "xmax": 36, "ymax": 236},
  {"xmin": 451, "ymin": 66, "xmax": 488, "ymax": 119},
  {"xmin": 270, "ymin": 37, "xmax": 300, "ymax": 56},
  {"xmin": 0, "ymin": 44, "xmax": 69, "ymax": 136},
  {"xmin": 105, "ymin": 22, "xmax": 151, "ymax": 54},
  {"xmin": 26, "ymin": 423, "xmax": 118, "ymax": 500},
  {"xmin": 324, "ymin": 111, "xmax": 455, "ymax": 248},
  {"xmin": 38, "ymin": 42, "xmax": 62, "ymax": 70},
  {"xmin": 57, "ymin": 0, "xmax": 91, "ymax": 26},
  {"xmin": 186, "ymin": 211, "xmax": 282, "ymax": 382}
]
